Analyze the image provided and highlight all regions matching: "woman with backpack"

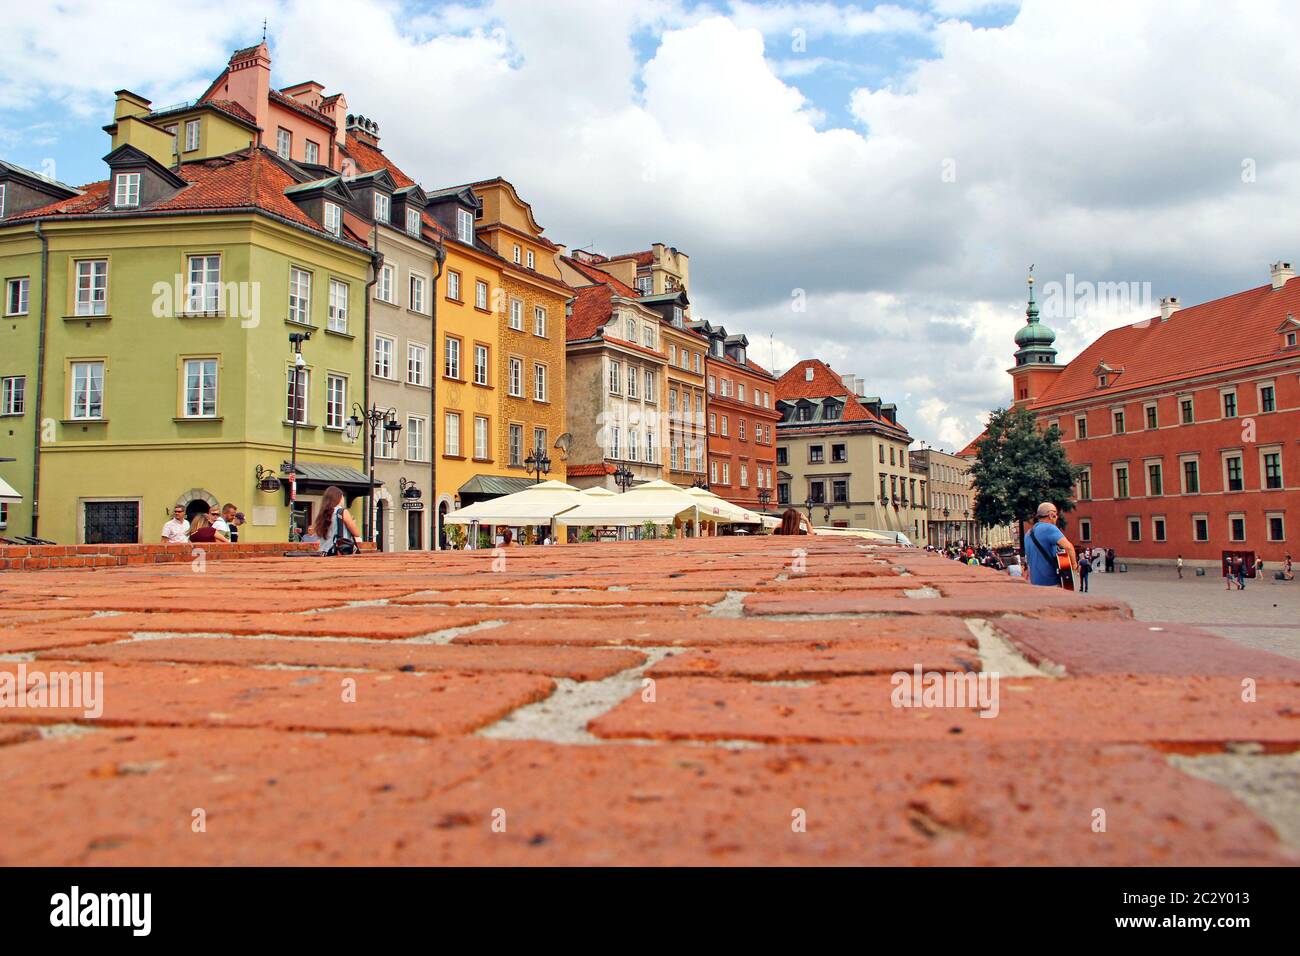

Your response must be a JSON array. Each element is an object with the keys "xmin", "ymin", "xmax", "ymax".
[{"xmin": 313, "ymin": 486, "xmax": 361, "ymax": 555}]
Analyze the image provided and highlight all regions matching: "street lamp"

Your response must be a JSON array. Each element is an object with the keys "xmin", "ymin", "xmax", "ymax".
[
  {"xmin": 613, "ymin": 465, "xmax": 635, "ymax": 492},
  {"xmin": 525, "ymin": 446, "xmax": 552, "ymax": 484},
  {"xmin": 285, "ymin": 331, "xmax": 311, "ymax": 541},
  {"xmin": 804, "ymin": 493, "xmax": 815, "ymax": 522},
  {"xmin": 691, "ymin": 477, "xmax": 709, "ymax": 490},
  {"xmin": 347, "ymin": 403, "xmax": 401, "ymax": 542},
  {"xmin": 942, "ymin": 507, "xmax": 950, "ymax": 548},
  {"xmin": 757, "ymin": 488, "xmax": 771, "ymax": 509}
]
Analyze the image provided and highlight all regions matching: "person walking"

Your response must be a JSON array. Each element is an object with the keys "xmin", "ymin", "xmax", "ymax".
[
  {"xmin": 1105, "ymin": 548, "xmax": 1115, "ymax": 573},
  {"xmin": 161, "ymin": 505, "xmax": 190, "ymax": 543},
  {"xmin": 1023, "ymin": 502, "xmax": 1078, "ymax": 588},
  {"xmin": 1078, "ymin": 551, "xmax": 1091, "ymax": 592},
  {"xmin": 1235, "ymin": 556, "xmax": 1247, "ymax": 590},
  {"xmin": 1225, "ymin": 555, "xmax": 1235, "ymax": 590},
  {"xmin": 1177, "ymin": 554, "xmax": 1184, "ymax": 579}
]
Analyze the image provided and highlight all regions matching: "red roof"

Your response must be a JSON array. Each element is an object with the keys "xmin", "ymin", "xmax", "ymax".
[
  {"xmin": 566, "ymin": 463, "xmax": 615, "ymax": 477},
  {"xmin": 775, "ymin": 359, "xmax": 908, "ymax": 432},
  {"xmin": 7, "ymin": 148, "xmax": 358, "ymax": 244},
  {"xmin": 568, "ymin": 283, "xmax": 614, "ymax": 341},
  {"xmin": 339, "ymin": 133, "xmax": 416, "ymax": 188},
  {"xmin": 205, "ymin": 99, "xmax": 258, "ymax": 127},
  {"xmin": 563, "ymin": 255, "xmax": 640, "ymax": 299},
  {"xmin": 268, "ymin": 88, "xmax": 335, "ymax": 129},
  {"xmin": 956, "ymin": 431, "xmax": 984, "ymax": 458},
  {"xmin": 1034, "ymin": 278, "xmax": 1300, "ymax": 407}
]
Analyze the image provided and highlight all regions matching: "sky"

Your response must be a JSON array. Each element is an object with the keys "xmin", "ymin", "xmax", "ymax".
[{"xmin": 3, "ymin": 0, "xmax": 1298, "ymax": 450}]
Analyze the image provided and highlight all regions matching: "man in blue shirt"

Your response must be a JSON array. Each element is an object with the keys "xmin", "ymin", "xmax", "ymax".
[{"xmin": 1023, "ymin": 502, "xmax": 1078, "ymax": 587}]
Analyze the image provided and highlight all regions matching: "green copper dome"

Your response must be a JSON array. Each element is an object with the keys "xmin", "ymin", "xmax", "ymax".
[{"xmin": 1013, "ymin": 273, "xmax": 1057, "ymax": 365}]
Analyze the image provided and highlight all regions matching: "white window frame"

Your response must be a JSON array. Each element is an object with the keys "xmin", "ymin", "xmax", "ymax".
[
  {"xmin": 409, "ymin": 272, "xmax": 426, "ymax": 314},
  {"xmin": 2, "ymin": 375, "xmax": 26, "ymax": 416},
  {"xmin": 374, "ymin": 192, "xmax": 390, "ymax": 224},
  {"xmin": 373, "ymin": 334, "xmax": 395, "ymax": 379},
  {"xmin": 406, "ymin": 208, "xmax": 421, "ymax": 238},
  {"xmin": 444, "ymin": 336, "xmax": 462, "ymax": 380},
  {"xmin": 475, "ymin": 280, "xmax": 488, "ymax": 310},
  {"xmin": 526, "ymin": 250, "xmax": 535, "ymax": 270},
  {"xmin": 406, "ymin": 415, "xmax": 427, "ymax": 462},
  {"xmin": 328, "ymin": 278, "xmax": 349, "ymax": 332},
  {"xmin": 288, "ymin": 267, "xmax": 311, "ymax": 325},
  {"xmin": 5, "ymin": 277, "xmax": 29, "ymax": 316},
  {"xmin": 509, "ymin": 298, "xmax": 523, "ymax": 330},
  {"xmin": 71, "ymin": 362, "xmax": 105, "ymax": 419},
  {"xmin": 448, "ymin": 271, "xmax": 461, "ymax": 301},
  {"xmin": 444, "ymin": 412, "xmax": 461, "ymax": 457},
  {"xmin": 114, "ymin": 172, "xmax": 140, "ymax": 208},
  {"xmin": 326, "ymin": 373, "xmax": 346, "ymax": 429},
  {"xmin": 509, "ymin": 423, "xmax": 524, "ymax": 466},
  {"xmin": 456, "ymin": 208, "xmax": 474, "ymax": 244},
  {"xmin": 475, "ymin": 415, "xmax": 490, "ymax": 460},
  {"xmin": 609, "ymin": 360, "xmax": 622, "ymax": 394},
  {"xmin": 407, "ymin": 342, "xmax": 428, "ymax": 386},
  {"xmin": 533, "ymin": 363, "xmax": 547, "ymax": 402},
  {"xmin": 185, "ymin": 254, "xmax": 221, "ymax": 313},
  {"xmin": 75, "ymin": 259, "xmax": 108, "ymax": 316},
  {"xmin": 323, "ymin": 202, "xmax": 341, "ymax": 236},
  {"xmin": 534, "ymin": 305, "xmax": 547, "ymax": 337},
  {"xmin": 305, "ymin": 140, "xmax": 320, "ymax": 164},
  {"xmin": 376, "ymin": 263, "xmax": 395, "ymax": 304},
  {"xmin": 508, "ymin": 357, "xmax": 523, "ymax": 397},
  {"xmin": 276, "ymin": 128, "xmax": 292, "ymax": 159},
  {"xmin": 182, "ymin": 357, "xmax": 218, "ymax": 418},
  {"xmin": 184, "ymin": 119, "xmax": 200, "ymax": 152},
  {"xmin": 286, "ymin": 366, "xmax": 309, "ymax": 424},
  {"xmin": 474, "ymin": 344, "xmax": 489, "ymax": 386}
]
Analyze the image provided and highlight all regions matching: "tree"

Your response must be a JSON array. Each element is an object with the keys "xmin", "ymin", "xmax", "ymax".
[{"xmin": 970, "ymin": 405, "xmax": 1079, "ymax": 547}]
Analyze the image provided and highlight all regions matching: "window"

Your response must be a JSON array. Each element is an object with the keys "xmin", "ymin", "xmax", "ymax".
[
  {"xmin": 409, "ymin": 273, "xmax": 426, "ymax": 314},
  {"xmin": 1268, "ymin": 515, "xmax": 1285, "ymax": 542},
  {"xmin": 448, "ymin": 271, "xmax": 461, "ymax": 301},
  {"xmin": 534, "ymin": 363, "xmax": 547, "ymax": 401},
  {"xmin": 1153, "ymin": 517, "xmax": 1166, "ymax": 542},
  {"xmin": 373, "ymin": 335, "xmax": 394, "ymax": 379},
  {"xmin": 643, "ymin": 324, "xmax": 655, "ymax": 349},
  {"xmin": 776, "ymin": 446, "xmax": 788, "ymax": 466},
  {"xmin": 474, "ymin": 345, "xmax": 489, "ymax": 386},
  {"xmin": 1075, "ymin": 415, "xmax": 1087, "ymax": 439},
  {"xmin": 534, "ymin": 306, "xmax": 547, "ymax": 337},
  {"xmin": 1180, "ymin": 397, "xmax": 1194, "ymax": 424},
  {"xmin": 1078, "ymin": 470, "xmax": 1092, "ymax": 500},
  {"xmin": 644, "ymin": 370, "xmax": 655, "ymax": 401},
  {"xmin": 407, "ymin": 342, "xmax": 428, "ymax": 386},
  {"xmin": 890, "ymin": 447, "xmax": 896, "ymax": 466},
  {"xmin": 444, "ymin": 412, "xmax": 461, "ymax": 457},
  {"xmin": 809, "ymin": 445, "xmax": 824, "ymax": 464},
  {"xmin": 373, "ymin": 192, "xmax": 390, "ymax": 224},
  {"xmin": 275, "ymin": 128, "xmax": 292, "ymax": 159},
  {"xmin": 407, "ymin": 416, "xmax": 426, "ymax": 461},
  {"xmin": 475, "ymin": 416, "xmax": 490, "ymax": 460},
  {"xmin": 305, "ymin": 140, "xmax": 319, "ymax": 164},
  {"xmin": 878, "ymin": 446, "xmax": 885, "ymax": 464},
  {"xmin": 324, "ymin": 202, "xmax": 341, "ymax": 236},
  {"xmin": 377, "ymin": 419, "xmax": 400, "ymax": 459},
  {"xmin": 1079, "ymin": 519, "xmax": 1092, "ymax": 542},
  {"xmin": 1225, "ymin": 455, "xmax": 1243, "ymax": 492},
  {"xmin": 71, "ymin": 361, "xmax": 104, "ymax": 419},
  {"xmin": 75, "ymin": 259, "xmax": 108, "ymax": 316},
  {"xmin": 407, "ymin": 208, "xmax": 421, "ymax": 238},
  {"xmin": 2, "ymin": 376, "xmax": 26, "ymax": 415},
  {"xmin": 721, "ymin": 462, "xmax": 730, "ymax": 485},
  {"xmin": 1260, "ymin": 384, "xmax": 1276, "ymax": 413},
  {"xmin": 184, "ymin": 119, "xmax": 200, "ymax": 151},
  {"xmin": 720, "ymin": 415, "xmax": 727, "ymax": 436},
  {"xmin": 1182, "ymin": 459, "xmax": 1199, "ymax": 494},
  {"xmin": 1146, "ymin": 462, "xmax": 1163, "ymax": 497},
  {"xmin": 1230, "ymin": 515, "xmax": 1246, "ymax": 542},
  {"xmin": 183, "ymin": 358, "xmax": 217, "ymax": 418},
  {"xmin": 526, "ymin": 250, "xmax": 535, "ymax": 270},
  {"xmin": 5, "ymin": 277, "xmax": 29, "ymax": 316},
  {"xmin": 739, "ymin": 464, "xmax": 748, "ymax": 487},
  {"xmin": 163, "ymin": 125, "xmax": 177, "ymax": 148},
  {"xmin": 509, "ymin": 298, "xmax": 523, "ymax": 330},
  {"xmin": 509, "ymin": 357, "xmax": 523, "ymax": 397},
  {"xmin": 738, "ymin": 419, "xmax": 745, "ymax": 441},
  {"xmin": 376, "ymin": 264, "xmax": 395, "ymax": 303},
  {"xmin": 808, "ymin": 480, "xmax": 825, "ymax": 504},
  {"xmin": 114, "ymin": 172, "xmax": 140, "ymax": 208},
  {"xmin": 777, "ymin": 481, "xmax": 789, "ymax": 505},
  {"xmin": 185, "ymin": 255, "xmax": 221, "ymax": 313},
  {"xmin": 823, "ymin": 402, "xmax": 841, "ymax": 421},
  {"xmin": 1222, "ymin": 390, "xmax": 1237, "ymax": 418},
  {"xmin": 1263, "ymin": 450, "xmax": 1283, "ymax": 490},
  {"xmin": 513, "ymin": 245, "xmax": 521, "ymax": 264},
  {"xmin": 1115, "ymin": 465, "xmax": 1129, "ymax": 499},
  {"xmin": 1288, "ymin": 331, "xmax": 1298, "ymax": 348},
  {"xmin": 1113, "ymin": 410, "xmax": 1125, "ymax": 434},
  {"xmin": 456, "ymin": 208, "xmax": 474, "ymax": 243},
  {"xmin": 672, "ymin": 306, "xmax": 684, "ymax": 327},
  {"xmin": 288, "ymin": 267, "xmax": 311, "ymax": 324},
  {"xmin": 609, "ymin": 361, "xmax": 622, "ymax": 394},
  {"xmin": 326, "ymin": 374, "xmax": 346, "ymax": 429},
  {"xmin": 534, "ymin": 428, "xmax": 548, "ymax": 459},
  {"xmin": 636, "ymin": 276, "xmax": 652, "ymax": 295},
  {"xmin": 1128, "ymin": 518, "xmax": 1141, "ymax": 542},
  {"xmin": 707, "ymin": 375, "xmax": 715, "ymax": 395},
  {"xmin": 1193, "ymin": 516, "xmax": 1209, "ymax": 542},
  {"xmin": 475, "ymin": 280, "xmax": 488, "ymax": 310},
  {"xmin": 832, "ymin": 479, "xmax": 848, "ymax": 503},
  {"xmin": 444, "ymin": 336, "xmax": 461, "ymax": 379},
  {"xmin": 694, "ymin": 353, "xmax": 701, "ymax": 373},
  {"xmin": 1144, "ymin": 404, "xmax": 1158, "ymax": 429},
  {"xmin": 709, "ymin": 412, "xmax": 717, "ymax": 434},
  {"xmin": 612, "ymin": 427, "xmax": 621, "ymax": 460},
  {"xmin": 285, "ymin": 366, "xmax": 308, "ymax": 424},
  {"xmin": 627, "ymin": 366, "xmax": 638, "ymax": 399},
  {"xmin": 328, "ymin": 279, "xmax": 349, "ymax": 332},
  {"xmin": 509, "ymin": 424, "xmax": 523, "ymax": 466}
]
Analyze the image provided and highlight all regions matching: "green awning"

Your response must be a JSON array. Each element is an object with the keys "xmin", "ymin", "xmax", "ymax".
[
  {"xmin": 281, "ymin": 461, "xmax": 377, "ymax": 500},
  {"xmin": 457, "ymin": 475, "xmax": 536, "ymax": 498}
]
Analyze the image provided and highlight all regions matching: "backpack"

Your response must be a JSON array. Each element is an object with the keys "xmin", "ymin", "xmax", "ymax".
[{"xmin": 325, "ymin": 507, "xmax": 358, "ymax": 556}]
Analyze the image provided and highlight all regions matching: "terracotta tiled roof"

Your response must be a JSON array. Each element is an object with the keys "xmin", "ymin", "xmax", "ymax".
[
  {"xmin": 7, "ymin": 148, "xmax": 357, "ymax": 244},
  {"xmin": 568, "ymin": 283, "xmax": 614, "ymax": 341},
  {"xmin": 563, "ymin": 255, "xmax": 640, "ymax": 299},
  {"xmin": 775, "ymin": 359, "xmax": 909, "ymax": 433},
  {"xmin": 205, "ymin": 99, "xmax": 258, "ymax": 127},
  {"xmin": 566, "ymin": 463, "xmax": 615, "ymax": 477},
  {"xmin": 956, "ymin": 431, "xmax": 984, "ymax": 458},
  {"xmin": 605, "ymin": 250, "xmax": 655, "ymax": 266},
  {"xmin": 1034, "ymin": 278, "xmax": 1300, "ymax": 407},
  {"xmin": 339, "ymin": 133, "xmax": 416, "ymax": 188},
  {"xmin": 268, "ymin": 88, "xmax": 335, "ymax": 129}
]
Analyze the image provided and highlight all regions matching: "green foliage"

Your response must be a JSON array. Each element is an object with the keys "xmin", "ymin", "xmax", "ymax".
[
  {"xmin": 642, "ymin": 520, "xmax": 659, "ymax": 540},
  {"xmin": 579, "ymin": 526, "xmax": 595, "ymax": 543},
  {"xmin": 476, "ymin": 530, "xmax": 492, "ymax": 549},
  {"xmin": 445, "ymin": 524, "xmax": 466, "ymax": 549},
  {"xmin": 970, "ymin": 405, "xmax": 1080, "ymax": 529}
]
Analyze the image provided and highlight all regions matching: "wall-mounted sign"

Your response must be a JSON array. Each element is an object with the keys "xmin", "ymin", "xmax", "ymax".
[{"xmin": 401, "ymin": 501, "xmax": 424, "ymax": 511}]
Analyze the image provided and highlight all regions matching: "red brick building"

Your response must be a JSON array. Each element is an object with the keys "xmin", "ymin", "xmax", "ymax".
[
  {"xmin": 691, "ymin": 321, "xmax": 780, "ymax": 511},
  {"xmin": 1010, "ymin": 262, "xmax": 1300, "ymax": 565}
]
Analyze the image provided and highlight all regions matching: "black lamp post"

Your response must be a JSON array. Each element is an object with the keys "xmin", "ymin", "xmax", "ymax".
[
  {"xmin": 757, "ymin": 488, "xmax": 771, "ymax": 509},
  {"xmin": 285, "ymin": 331, "xmax": 311, "ymax": 541},
  {"xmin": 804, "ymin": 493, "xmax": 815, "ymax": 522},
  {"xmin": 346, "ymin": 403, "xmax": 400, "ymax": 543},
  {"xmin": 525, "ymin": 446, "xmax": 552, "ymax": 484},
  {"xmin": 691, "ymin": 477, "xmax": 709, "ymax": 491},
  {"xmin": 613, "ymin": 465, "xmax": 635, "ymax": 492}
]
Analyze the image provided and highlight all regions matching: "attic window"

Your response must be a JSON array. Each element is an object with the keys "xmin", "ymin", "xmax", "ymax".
[
  {"xmin": 276, "ymin": 128, "xmax": 292, "ymax": 160},
  {"xmin": 526, "ymin": 250, "xmax": 535, "ymax": 270},
  {"xmin": 823, "ymin": 402, "xmax": 842, "ymax": 421},
  {"xmin": 406, "ymin": 208, "xmax": 420, "ymax": 238},
  {"xmin": 0, "ymin": 183, "xmax": 7, "ymax": 218},
  {"xmin": 1098, "ymin": 374, "xmax": 1108, "ymax": 388},
  {"xmin": 113, "ymin": 172, "xmax": 140, "ymax": 208},
  {"xmin": 456, "ymin": 208, "xmax": 473, "ymax": 243},
  {"xmin": 323, "ymin": 202, "xmax": 341, "ymax": 237},
  {"xmin": 373, "ymin": 192, "xmax": 390, "ymax": 224},
  {"xmin": 1288, "ymin": 331, "xmax": 1298, "ymax": 348},
  {"xmin": 805, "ymin": 367, "xmax": 814, "ymax": 382},
  {"xmin": 672, "ymin": 306, "xmax": 684, "ymax": 328}
]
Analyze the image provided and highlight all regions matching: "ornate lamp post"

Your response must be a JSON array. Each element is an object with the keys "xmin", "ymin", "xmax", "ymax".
[
  {"xmin": 283, "ymin": 331, "xmax": 312, "ymax": 540},
  {"xmin": 691, "ymin": 477, "xmax": 709, "ymax": 491},
  {"xmin": 346, "ymin": 403, "xmax": 400, "ymax": 543},
  {"xmin": 757, "ymin": 488, "xmax": 771, "ymax": 509},
  {"xmin": 613, "ymin": 465, "xmax": 635, "ymax": 493},
  {"xmin": 525, "ymin": 446, "xmax": 552, "ymax": 484}
]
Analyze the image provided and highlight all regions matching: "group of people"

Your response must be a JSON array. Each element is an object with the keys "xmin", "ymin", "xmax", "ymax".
[
  {"xmin": 160, "ymin": 503, "xmax": 244, "ymax": 544},
  {"xmin": 927, "ymin": 543, "xmax": 1006, "ymax": 571}
]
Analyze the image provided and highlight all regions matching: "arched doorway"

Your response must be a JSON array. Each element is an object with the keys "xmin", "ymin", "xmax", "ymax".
[
  {"xmin": 177, "ymin": 489, "xmax": 218, "ymax": 523},
  {"xmin": 375, "ymin": 499, "xmax": 387, "ymax": 552},
  {"xmin": 438, "ymin": 500, "xmax": 450, "ymax": 550}
]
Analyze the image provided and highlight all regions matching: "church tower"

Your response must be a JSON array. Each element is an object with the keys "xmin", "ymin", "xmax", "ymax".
[{"xmin": 1009, "ymin": 269, "xmax": 1065, "ymax": 406}]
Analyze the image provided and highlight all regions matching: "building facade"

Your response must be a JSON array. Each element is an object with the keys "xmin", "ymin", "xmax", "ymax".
[
  {"xmin": 910, "ymin": 447, "xmax": 975, "ymax": 548},
  {"xmin": 775, "ymin": 359, "xmax": 914, "ymax": 533},
  {"xmin": 1010, "ymin": 263, "xmax": 1300, "ymax": 565}
]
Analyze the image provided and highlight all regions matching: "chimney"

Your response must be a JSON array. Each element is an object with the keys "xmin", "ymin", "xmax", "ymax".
[
  {"xmin": 1270, "ymin": 260, "xmax": 1295, "ymax": 290},
  {"xmin": 346, "ymin": 114, "xmax": 380, "ymax": 148},
  {"xmin": 1159, "ymin": 296, "xmax": 1180, "ymax": 321},
  {"xmin": 112, "ymin": 89, "xmax": 152, "ymax": 122},
  {"xmin": 224, "ymin": 43, "xmax": 271, "ymax": 141}
]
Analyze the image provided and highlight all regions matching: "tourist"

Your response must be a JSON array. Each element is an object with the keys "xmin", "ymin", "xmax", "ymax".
[
  {"xmin": 216, "ymin": 504, "xmax": 240, "ymax": 542},
  {"xmin": 1023, "ymin": 502, "xmax": 1078, "ymax": 588},
  {"xmin": 1284, "ymin": 554, "xmax": 1294, "ymax": 581},
  {"xmin": 160, "ymin": 505, "xmax": 190, "ymax": 543},
  {"xmin": 211, "ymin": 505, "xmax": 233, "ymax": 537},
  {"xmin": 1105, "ymin": 548, "xmax": 1116, "ymax": 573},
  {"xmin": 1235, "ymin": 556, "xmax": 1247, "ymax": 590},
  {"xmin": 775, "ymin": 508, "xmax": 811, "ymax": 535},
  {"xmin": 187, "ymin": 512, "xmax": 228, "ymax": 544},
  {"xmin": 1177, "ymin": 554, "xmax": 1183, "ymax": 579},
  {"xmin": 313, "ymin": 486, "xmax": 361, "ymax": 555},
  {"xmin": 1224, "ymin": 555, "xmax": 1235, "ymax": 590},
  {"xmin": 1078, "ymin": 551, "xmax": 1091, "ymax": 592},
  {"xmin": 501, "ymin": 528, "xmax": 514, "ymax": 547}
]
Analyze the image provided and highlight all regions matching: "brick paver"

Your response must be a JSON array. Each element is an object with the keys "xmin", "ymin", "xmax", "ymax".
[{"xmin": 0, "ymin": 536, "xmax": 1297, "ymax": 865}]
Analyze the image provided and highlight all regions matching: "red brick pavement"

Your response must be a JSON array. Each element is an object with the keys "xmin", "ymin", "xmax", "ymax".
[{"xmin": 0, "ymin": 536, "xmax": 1296, "ymax": 865}]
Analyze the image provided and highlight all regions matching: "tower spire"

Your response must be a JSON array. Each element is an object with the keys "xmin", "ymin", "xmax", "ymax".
[
  {"xmin": 1013, "ymin": 263, "xmax": 1056, "ymax": 366},
  {"xmin": 1026, "ymin": 264, "xmax": 1038, "ymax": 322}
]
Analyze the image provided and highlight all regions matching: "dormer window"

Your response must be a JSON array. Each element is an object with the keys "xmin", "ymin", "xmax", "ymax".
[
  {"xmin": 374, "ymin": 192, "xmax": 390, "ymax": 224},
  {"xmin": 406, "ymin": 208, "xmax": 420, "ymax": 238},
  {"xmin": 114, "ymin": 172, "xmax": 141, "ymax": 208},
  {"xmin": 804, "ymin": 366, "xmax": 814, "ymax": 382},
  {"xmin": 736, "ymin": 347, "xmax": 746, "ymax": 364},
  {"xmin": 672, "ymin": 305, "xmax": 684, "ymax": 328},
  {"xmin": 711, "ymin": 339, "xmax": 723, "ymax": 358},
  {"xmin": 323, "ymin": 202, "xmax": 341, "ymax": 237},
  {"xmin": 1288, "ymin": 331, "xmax": 1298, "ymax": 348},
  {"xmin": 0, "ymin": 183, "xmax": 7, "ymax": 218},
  {"xmin": 636, "ymin": 276, "xmax": 652, "ymax": 295},
  {"xmin": 1098, "ymin": 375, "xmax": 1107, "ymax": 388},
  {"xmin": 276, "ymin": 128, "xmax": 292, "ymax": 160},
  {"xmin": 456, "ymin": 208, "xmax": 473, "ymax": 243},
  {"xmin": 184, "ymin": 119, "xmax": 200, "ymax": 152},
  {"xmin": 823, "ymin": 401, "xmax": 842, "ymax": 421}
]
